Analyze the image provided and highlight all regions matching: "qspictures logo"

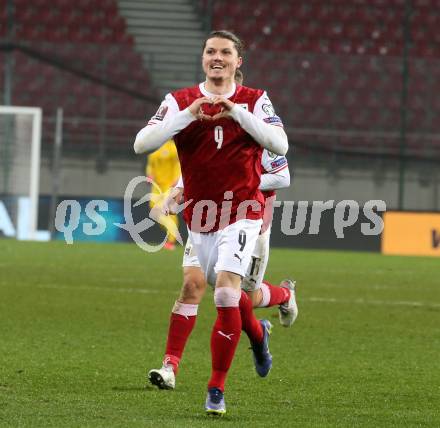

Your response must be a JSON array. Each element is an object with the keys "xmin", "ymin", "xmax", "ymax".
[
  {"xmin": 53, "ymin": 176, "xmax": 387, "ymax": 252},
  {"xmin": 54, "ymin": 177, "xmax": 190, "ymax": 252}
]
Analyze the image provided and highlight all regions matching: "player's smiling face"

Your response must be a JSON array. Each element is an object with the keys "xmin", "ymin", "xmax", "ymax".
[{"xmin": 202, "ymin": 37, "xmax": 242, "ymax": 82}]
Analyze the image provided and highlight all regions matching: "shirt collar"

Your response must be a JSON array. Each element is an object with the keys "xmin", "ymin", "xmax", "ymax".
[{"xmin": 199, "ymin": 81, "xmax": 236, "ymax": 99}]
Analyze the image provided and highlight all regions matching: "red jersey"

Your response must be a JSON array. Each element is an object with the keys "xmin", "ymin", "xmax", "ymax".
[{"xmin": 148, "ymin": 82, "xmax": 284, "ymax": 232}]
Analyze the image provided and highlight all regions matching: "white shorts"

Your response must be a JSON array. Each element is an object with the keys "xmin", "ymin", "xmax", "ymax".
[
  {"xmin": 182, "ymin": 237, "xmax": 201, "ymax": 268},
  {"xmin": 184, "ymin": 219, "xmax": 269, "ymax": 290},
  {"xmin": 186, "ymin": 219, "xmax": 262, "ymax": 287},
  {"xmin": 241, "ymin": 225, "xmax": 271, "ymax": 292}
]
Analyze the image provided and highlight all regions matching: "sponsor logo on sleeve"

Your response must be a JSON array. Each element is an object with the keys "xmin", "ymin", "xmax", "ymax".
[
  {"xmin": 152, "ymin": 105, "xmax": 168, "ymax": 121},
  {"xmin": 263, "ymin": 116, "xmax": 283, "ymax": 126},
  {"xmin": 270, "ymin": 158, "xmax": 287, "ymax": 169}
]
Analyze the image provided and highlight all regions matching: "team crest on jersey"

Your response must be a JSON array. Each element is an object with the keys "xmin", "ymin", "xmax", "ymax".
[
  {"xmin": 262, "ymin": 103, "xmax": 275, "ymax": 117},
  {"xmin": 152, "ymin": 105, "xmax": 168, "ymax": 121},
  {"xmin": 236, "ymin": 103, "xmax": 248, "ymax": 111}
]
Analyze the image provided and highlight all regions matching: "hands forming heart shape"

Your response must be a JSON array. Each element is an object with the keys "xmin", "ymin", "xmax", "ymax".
[{"xmin": 189, "ymin": 96, "xmax": 235, "ymax": 121}]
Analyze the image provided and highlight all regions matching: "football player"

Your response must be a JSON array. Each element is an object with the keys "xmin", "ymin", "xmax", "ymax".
[
  {"xmin": 147, "ymin": 147, "xmax": 298, "ymax": 386},
  {"xmin": 134, "ymin": 30, "xmax": 289, "ymax": 415},
  {"xmin": 147, "ymin": 69, "xmax": 298, "ymax": 395},
  {"xmin": 146, "ymin": 139, "xmax": 181, "ymax": 250}
]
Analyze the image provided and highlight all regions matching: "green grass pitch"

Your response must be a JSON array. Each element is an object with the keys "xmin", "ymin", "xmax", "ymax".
[{"xmin": 0, "ymin": 239, "xmax": 439, "ymax": 427}]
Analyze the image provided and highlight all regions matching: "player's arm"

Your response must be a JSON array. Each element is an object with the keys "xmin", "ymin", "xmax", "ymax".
[
  {"xmin": 211, "ymin": 93, "xmax": 288, "ymax": 156},
  {"xmin": 134, "ymin": 94, "xmax": 192, "ymax": 154},
  {"xmin": 133, "ymin": 96, "xmax": 213, "ymax": 154},
  {"xmin": 260, "ymin": 151, "xmax": 291, "ymax": 191},
  {"xmin": 175, "ymin": 175, "xmax": 184, "ymax": 189},
  {"xmin": 260, "ymin": 166, "xmax": 290, "ymax": 191},
  {"xmin": 158, "ymin": 175, "xmax": 184, "ymax": 216},
  {"xmin": 229, "ymin": 106, "xmax": 288, "ymax": 156}
]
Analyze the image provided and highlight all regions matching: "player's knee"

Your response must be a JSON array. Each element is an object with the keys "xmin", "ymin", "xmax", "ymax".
[
  {"xmin": 182, "ymin": 275, "xmax": 206, "ymax": 301},
  {"xmin": 182, "ymin": 280, "xmax": 200, "ymax": 298},
  {"xmin": 214, "ymin": 287, "xmax": 241, "ymax": 307}
]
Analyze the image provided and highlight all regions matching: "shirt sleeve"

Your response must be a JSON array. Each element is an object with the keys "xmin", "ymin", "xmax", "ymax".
[
  {"xmin": 147, "ymin": 93, "xmax": 180, "ymax": 126},
  {"xmin": 261, "ymin": 149, "xmax": 289, "ymax": 174},
  {"xmin": 229, "ymin": 97, "xmax": 288, "ymax": 156},
  {"xmin": 134, "ymin": 94, "xmax": 196, "ymax": 154},
  {"xmin": 253, "ymin": 91, "xmax": 284, "ymax": 128},
  {"xmin": 176, "ymin": 175, "xmax": 184, "ymax": 189},
  {"xmin": 260, "ymin": 166, "xmax": 290, "ymax": 191}
]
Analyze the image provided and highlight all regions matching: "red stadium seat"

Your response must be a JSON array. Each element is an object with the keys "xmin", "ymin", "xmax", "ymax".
[
  {"xmin": 9, "ymin": 0, "xmax": 153, "ymax": 152},
  {"xmin": 7, "ymin": 0, "xmax": 440, "ymax": 155}
]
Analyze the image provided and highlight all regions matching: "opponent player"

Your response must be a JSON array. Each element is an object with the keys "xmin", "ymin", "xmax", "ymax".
[
  {"xmin": 147, "ymin": 71, "xmax": 298, "ymax": 393},
  {"xmin": 146, "ymin": 139, "xmax": 181, "ymax": 250},
  {"xmin": 134, "ymin": 30, "xmax": 289, "ymax": 416}
]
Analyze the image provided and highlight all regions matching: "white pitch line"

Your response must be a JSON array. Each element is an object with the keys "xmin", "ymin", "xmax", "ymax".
[
  {"xmin": 35, "ymin": 284, "xmax": 163, "ymax": 294},
  {"xmin": 304, "ymin": 296, "xmax": 440, "ymax": 309},
  {"xmin": 1, "ymin": 281, "xmax": 439, "ymax": 309},
  {"xmin": 108, "ymin": 278, "xmax": 140, "ymax": 284},
  {"xmin": 0, "ymin": 281, "xmax": 163, "ymax": 295}
]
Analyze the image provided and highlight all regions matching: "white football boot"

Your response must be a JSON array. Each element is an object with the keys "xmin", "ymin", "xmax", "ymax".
[
  {"xmin": 278, "ymin": 279, "xmax": 298, "ymax": 327},
  {"xmin": 148, "ymin": 365, "xmax": 175, "ymax": 390},
  {"xmin": 205, "ymin": 387, "xmax": 226, "ymax": 416}
]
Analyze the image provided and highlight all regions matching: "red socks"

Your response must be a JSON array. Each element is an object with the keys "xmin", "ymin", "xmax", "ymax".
[
  {"xmin": 163, "ymin": 286, "xmax": 278, "ymax": 392},
  {"xmin": 163, "ymin": 302, "xmax": 198, "ymax": 373},
  {"xmin": 239, "ymin": 290, "xmax": 263, "ymax": 344},
  {"xmin": 208, "ymin": 306, "xmax": 242, "ymax": 392},
  {"xmin": 261, "ymin": 280, "xmax": 291, "ymax": 307},
  {"xmin": 208, "ymin": 288, "xmax": 242, "ymax": 392}
]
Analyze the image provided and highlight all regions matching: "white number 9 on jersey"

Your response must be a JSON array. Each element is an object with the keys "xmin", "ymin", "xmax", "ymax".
[{"xmin": 214, "ymin": 125, "xmax": 223, "ymax": 149}]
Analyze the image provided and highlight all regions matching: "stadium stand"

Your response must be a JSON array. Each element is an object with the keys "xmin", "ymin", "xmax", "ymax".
[
  {"xmin": 0, "ymin": 0, "xmax": 156, "ymax": 156},
  {"xmin": 1, "ymin": 1, "xmax": 440, "ymax": 158},
  {"xmin": 207, "ymin": 0, "xmax": 440, "ymax": 158}
]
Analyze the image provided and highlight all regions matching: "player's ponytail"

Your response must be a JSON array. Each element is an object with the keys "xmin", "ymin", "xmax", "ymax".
[{"xmin": 234, "ymin": 69, "xmax": 244, "ymax": 85}]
